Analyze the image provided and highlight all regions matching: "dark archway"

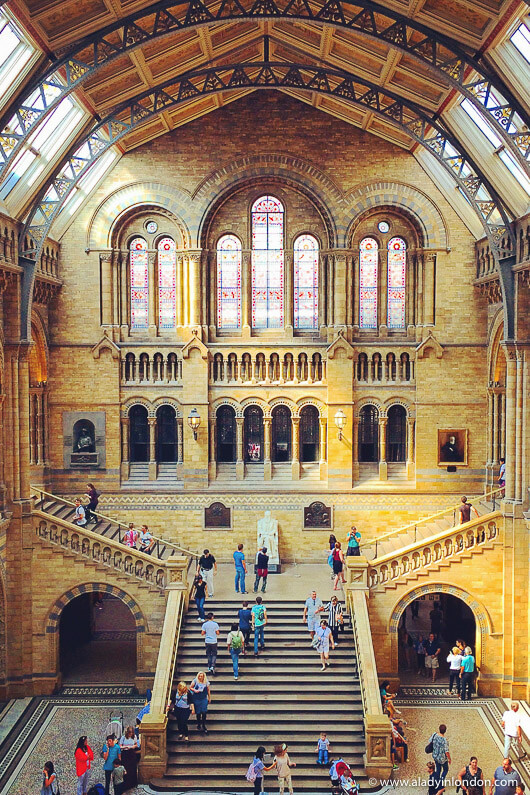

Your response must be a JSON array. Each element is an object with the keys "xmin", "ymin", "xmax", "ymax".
[
  {"xmin": 359, "ymin": 405, "xmax": 379, "ymax": 462},
  {"xmin": 272, "ymin": 405, "xmax": 292, "ymax": 462},
  {"xmin": 300, "ymin": 405, "xmax": 320, "ymax": 462},
  {"xmin": 59, "ymin": 593, "xmax": 136, "ymax": 683},
  {"xmin": 129, "ymin": 405, "xmax": 149, "ymax": 462},
  {"xmin": 156, "ymin": 405, "xmax": 177, "ymax": 462},
  {"xmin": 387, "ymin": 405, "xmax": 407, "ymax": 462},
  {"xmin": 244, "ymin": 405, "xmax": 264, "ymax": 462},
  {"xmin": 217, "ymin": 405, "xmax": 236, "ymax": 463}
]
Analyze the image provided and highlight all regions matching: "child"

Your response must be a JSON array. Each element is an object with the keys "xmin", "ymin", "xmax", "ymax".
[
  {"xmin": 272, "ymin": 743, "xmax": 296, "ymax": 795},
  {"xmin": 111, "ymin": 757, "xmax": 126, "ymax": 795},
  {"xmin": 340, "ymin": 772, "xmax": 358, "ymax": 795},
  {"xmin": 316, "ymin": 732, "xmax": 330, "ymax": 765}
]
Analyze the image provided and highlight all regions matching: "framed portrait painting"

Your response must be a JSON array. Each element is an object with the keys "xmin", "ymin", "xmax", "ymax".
[{"xmin": 438, "ymin": 429, "xmax": 468, "ymax": 466}]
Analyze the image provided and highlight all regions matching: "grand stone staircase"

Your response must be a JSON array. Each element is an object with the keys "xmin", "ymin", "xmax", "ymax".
[{"xmin": 150, "ymin": 598, "xmax": 369, "ymax": 792}]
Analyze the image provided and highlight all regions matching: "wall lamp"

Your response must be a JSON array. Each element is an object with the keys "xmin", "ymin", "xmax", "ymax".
[
  {"xmin": 334, "ymin": 409, "xmax": 347, "ymax": 441},
  {"xmin": 188, "ymin": 407, "xmax": 201, "ymax": 440}
]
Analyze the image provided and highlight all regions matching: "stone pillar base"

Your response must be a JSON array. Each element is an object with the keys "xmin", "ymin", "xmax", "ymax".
[
  {"xmin": 406, "ymin": 461, "xmax": 415, "ymax": 480},
  {"xmin": 236, "ymin": 461, "xmax": 244, "ymax": 480},
  {"xmin": 148, "ymin": 325, "xmax": 158, "ymax": 338},
  {"xmin": 208, "ymin": 461, "xmax": 217, "ymax": 481},
  {"xmin": 291, "ymin": 460, "xmax": 300, "ymax": 480},
  {"xmin": 364, "ymin": 714, "xmax": 393, "ymax": 781},
  {"xmin": 138, "ymin": 716, "xmax": 168, "ymax": 783},
  {"xmin": 149, "ymin": 461, "xmax": 158, "ymax": 481},
  {"xmin": 264, "ymin": 460, "xmax": 272, "ymax": 480},
  {"xmin": 378, "ymin": 461, "xmax": 388, "ymax": 481},
  {"xmin": 319, "ymin": 461, "xmax": 327, "ymax": 480},
  {"xmin": 121, "ymin": 461, "xmax": 130, "ymax": 481}
]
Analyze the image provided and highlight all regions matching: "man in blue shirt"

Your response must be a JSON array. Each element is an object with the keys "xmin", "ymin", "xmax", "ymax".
[
  {"xmin": 233, "ymin": 543, "xmax": 248, "ymax": 593},
  {"xmin": 201, "ymin": 611, "xmax": 220, "ymax": 673},
  {"xmin": 102, "ymin": 734, "xmax": 121, "ymax": 795}
]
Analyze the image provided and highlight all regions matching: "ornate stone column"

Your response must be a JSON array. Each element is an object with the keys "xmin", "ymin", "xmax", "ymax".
[
  {"xmin": 263, "ymin": 417, "xmax": 272, "ymax": 481},
  {"xmin": 492, "ymin": 390, "xmax": 499, "ymax": 466},
  {"xmin": 120, "ymin": 251, "xmax": 129, "ymax": 340},
  {"xmin": 28, "ymin": 396, "xmax": 35, "ymax": 465},
  {"xmin": 241, "ymin": 252, "xmax": 251, "ymax": 339},
  {"xmin": 236, "ymin": 417, "xmax": 244, "ymax": 481},
  {"xmin": 100, "ymin": 252, "xmax": 113, "ymax": 327},
  {"xmin": 284, "ymin": 251, "xmax": 293, "ymax": 336},
  {"xmin": 209, "ymin": 417, "xmax": 217, "ymax": 481},
  {"xmin": 515, "ymin": 350, "xmax": 524, "ymax": 502},
  {"xmin": 148, "ymin": 417, "xmax": 157, "ymax": 481},
  {"xmin": 177, "ymin": 418, "xmax": 184, "ymax": 480},
  {"xmin": 291, "ymin": 416, "xmax": 300, "ymax": 481},
  {"xmin": 503, "ymin": 345, "xmax": 517, "ymax": 501},
  {"xmin": 406, "ymin": 417, "xmax": 415, "ymax": 480},
  {"xmin": 176, "ymin": 254, "xmax": 184, "ymax": 329},
  {"xmin": 121, "ymin": 416, "xmax": 130, "ymax": 481},
  {"xmin": 148, "ymin": 251, "xmax": 157, "ymax": 338},
  {"xmin": 17, "ymin": 349, "xmax": 31, "ymax": 500},
  {"xmin": 423, "ymin": 252, "xmax": 436, "ymax": 326},
  {"xmin": 319, "ymin": 416, "xmax": 327, "ymax": 480},
  {"xmin": 188, "ymin": 250, "xmax": 202, "ymax": 328},
  {"xmin": 352, "ymin": 416, "xmax": 359, "ymax": 483},
  {"xmin": 500, "ymin": 392, "xmax": 506, "ymax": 459},
  {"xmin": 378, "ymin": 417, "xmax": 388, "ymax": 481},
  {"xmin": 379, "ymin": 247, "xmax": 388, "ymax": 337},
  {"xmin": 37, "ymin": 393, "xmax": 45, "ymax": 464}
]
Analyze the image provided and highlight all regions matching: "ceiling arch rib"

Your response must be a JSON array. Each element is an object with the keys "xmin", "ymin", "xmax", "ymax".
[
  {"xmin": 1, "ymin": 0, "xmax": 529, "ymax": 185},
  {"xmin": 18, "ymin": 60, "xmax": 515, "ymax": 342}
]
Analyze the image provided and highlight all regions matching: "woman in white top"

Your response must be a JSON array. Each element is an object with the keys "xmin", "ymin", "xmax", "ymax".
[{"xmin": 447, "ymin": 646, "xmax": 463, "ymax": 696}]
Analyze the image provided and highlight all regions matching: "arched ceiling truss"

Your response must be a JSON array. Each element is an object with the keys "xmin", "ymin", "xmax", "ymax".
[
  {"xmin": 1, "ymin": 0, "xmax": 529, "ymax": 185},
  {"xmin": 18, "ymin": 58, "xmax": 516, "ymax": 342}
]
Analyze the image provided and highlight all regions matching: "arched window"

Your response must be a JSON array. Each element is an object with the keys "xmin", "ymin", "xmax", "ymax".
[
  {"xmin": 217, "ymin": 234, "xmax": 242, "ymax": 329},
  {"xmin": 158, "ymin": 237, "xmax": 177, "ymax": 329},
  {"xmin": 130, "ymin": 237, "xmax": 148, "ymax": 330},
  {"xmin": 294, "ymin": 234, "xmax": 319, "ymax": 329},
  {"xmin": 359, "ymin": 237, "xmax": 378, "ymax": 329},
  {"xmin": 387, "ymin": 237, "xmax": 406, "ymax": 329},
  {"xmin": 251, "ymin": 195, "xmax": 284, "ymax": 329}
]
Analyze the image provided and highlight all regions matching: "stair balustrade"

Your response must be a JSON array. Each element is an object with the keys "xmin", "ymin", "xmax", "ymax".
[
  {"xmin": 121, "ymin": 350, "xmax": 183, "ymax": 385},
  {"xmin": 209, "ymin": 349, "xmax": 326, "ymax": 385}
]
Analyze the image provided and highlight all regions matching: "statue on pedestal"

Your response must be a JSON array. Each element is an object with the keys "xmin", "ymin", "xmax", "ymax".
[{"xmin": 257, "ymin": 510, "xmax": 279, "ymax": 567}]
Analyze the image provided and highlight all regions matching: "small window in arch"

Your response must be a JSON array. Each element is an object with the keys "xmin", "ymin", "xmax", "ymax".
[
  {"xmin": 217, "ymin": 234, "xmax": 242, "ymax": 330},
  {"xmin": 359, "ymin": 237, "xmax": 378, "ymax": 329},
  {"xmin": 130, "ymin": 237, "xmax": 148, "ymax": 330},
  {"xmin": 158, "ymin": 237, "xmax": 176, "ymax": 329},
  {"xmin": 252, "ymin": 195, "xmax": 284, "ymax": 329},
  {"xmin": 387, "ymin": 237, "xmax": 406, "ymax": 329},
  {"xmin": 294, "ymin": 234, "xmax": 319, "ymax": 330}
]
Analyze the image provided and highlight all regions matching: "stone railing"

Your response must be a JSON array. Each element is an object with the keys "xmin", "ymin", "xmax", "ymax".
[
  {"xmin": 209, "ymin": 348, "xmax": 326, "ymax": 384},
  {"xmin": 345, "ymin": 558, "xmax": 392, "ymax": 780},
  {"xmin": 368, "ymin": 513, "xmax": 501, "ymax": 590},
  {"xmin": 354, "ymin": 350, "xmax": 414, "ymax": 384},
  {"xmin": 121, "ymin": 349, "xmax": 183, "ymax": 385},
  {"xmin": 34, "ymin": 511, "xmax": 170, "ymax": 591}
]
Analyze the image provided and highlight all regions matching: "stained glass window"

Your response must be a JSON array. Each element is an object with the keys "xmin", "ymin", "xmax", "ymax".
[
  {"xmin": 217, "ymin": 234, "xmax": 242, "ymax": 329},
  {"xmin": 387, "ymin": 237, "xmax": 406, "ymax": 329},
  {"xmin": 251, "ymin": 195, "xmax": 284, "ymax": 328},
  {"xmin": 294, "ymin": 234, "xmax": 319, "ymax": 329},
  {"xmin": 130, "ymin": 237, "xmax": 149, "ymax": 330},
  {"xmin": 359, "ymin": 237, "xmax": 378, "ymax": 329},
  {"xmin": 158, "ymin": 237, "xmax": 176, "ymax": 329}
]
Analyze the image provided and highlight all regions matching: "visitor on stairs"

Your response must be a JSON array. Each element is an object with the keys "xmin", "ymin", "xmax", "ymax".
[
  {"xmin": 380, "ymin": 680, "xmax": 401, "ymax": 719},
  {"xmin": 254, "ymin": 546, "xmax": 269, "ymax": 593},
  {"xmin": 197, "ymin": 549, "xmax": 217, "ymax": 597},
  {"xmin": 170, "ymin": 681, "xmax": 194, "ymax": 741},
  {"xmin": 234, "ymin": 543, "xmax": 248, "ymax": 593},
  {"xmin": 459, "ymin": 496, "xmax": 479, "ymax": 525},
  {"xmin": 247, "ymin": 746, "xmax": 274, "ymax": 795},
  {"xmin": 74, "ymin": 498, "xmax": 87, "ymax": 527},
  {"xmin": 332, "ymin": 542, "xmax": 346, "ymax": 589},
  {"xmin": 75, "ymin": 735, "xmax": 93, "ymax": 795},
  {"xmin": 189, "ymin": 671, "xmax": 210, "ymax": 733},
  {"xmin": 123, "ymin": 523, "xmax": 138, "ymax": 549},
  {"xmin": 84, "ymin": 483, "xmax": 99, "ymax": 524},
  {"xmin": 251, "ymin": 596, "xmax": 267, "ymax": 656},
  {"xmin": 138, "ymin": 525, "xmax": 155, "ymax": 555},
  {"xmin": 238, "ymin": 601, "xmax": 252, "ymax": 652},
  {"xmin": 303, "ymin": 591, "xmax": 324, "ymax": 639},
  {"xmin": 227, "ymin": 623, "xmax": 245, "ymax": 679},
  {"xmin": 325, "ymin": 595, "xmax": 344, "ymax": 644},
  {"xmin": 191, "ymin": 574, "xmax": 208, "ymax": 621},
  {"xmin": 316, "ymin": 732, "xmax": 330, "ymax": 765},
  {"xmin": 272, "ymin": 743, "xmax": 296, "ymax": 795},
  {"xmin": 314, "ymin": 619, "xmax": 335, "ymax": 670},
  {"xmin": 346, "ymin": 526, "xmax": 361, "ymax": 557},
  {"xmin": 201, "ymin": 612, "xmax": 220, "ymax": 673}
]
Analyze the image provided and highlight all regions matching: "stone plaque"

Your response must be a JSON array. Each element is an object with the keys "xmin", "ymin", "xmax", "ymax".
[
  {"xmin": 205, "ymin": 502, "xmax": 231, "ymax": 529},
  {"xmin": 304, "ymin": 501, "xmax": 332, "ymax": 528}
]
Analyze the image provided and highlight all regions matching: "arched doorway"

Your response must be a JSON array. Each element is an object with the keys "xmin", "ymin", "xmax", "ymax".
[
  {"xmin": 217, "ymin": 405, "xmax": 236, "ymax": 462},
  {"xmin": 244, "ymin": 405, "xmax": 264, "ymax": 462},
  {"xmin": 272, "ymin": 405, "xmax": 292, "ymax": 462},
  {"xmin": 387, "ymin": 405, "xmax": 406, "ymax": 462},
  {"xmin": 59, "ymin": 593, "xmax": 137, "ymax": 683},
  {"xmin": 359, "ymin": 405, "xmax": 379, "ymax": 462},
  {"xmin": 300, "ymin": 405, "xmax": 320, "ymax": 462},
  {"xmin": 129, "ymin": 405, "xmax": 149, "ymax": 462},
  {"xmin": 156, "ymin": 405, "xmax": 177, "ymax": 462}
]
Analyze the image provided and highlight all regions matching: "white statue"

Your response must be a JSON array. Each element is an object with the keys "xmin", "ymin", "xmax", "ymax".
[{"xmin": 257, "ymin": 510, "xmax": 279, "ymax": 565}]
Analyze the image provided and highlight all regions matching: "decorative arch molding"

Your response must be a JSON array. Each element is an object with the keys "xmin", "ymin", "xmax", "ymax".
[
  {"xmin": 46, "ymin": 582, "xmax": 147, "ymax": 634},
  {"xmin": 296, "ymin": 398, "xmax": 327, "ymax": 418},
  {"xmin": 210, "ymin": 398, "xmax": 242, "ymax": 419},
  {"xmin": 269, "ymin": 397, "xmax": 297, "ymax": 415},
  {"xmin": 240, "ymin": 397, "xmax": 270, "ymax": 418},
  {"xmin": 152, "ymin": 397, "xmax": 182, "ymax": 417},
  {"xmin": 111, "ymin": 203, "xmax": 188, "ymax": 250},
  {"xmin": 87, "ymin": 182, "xmax": 193, "ymax": 250},
  {"xmin": 355, "ymin": 398, "xmax": 385, "ymax": 417},
  {"xmin": 344, "ymin": 181, "xmax": 449, "ymax": 251},
  {"xmin": 121, "ymin": 397, "xmax": 153, "ymax": 418},
  {"xmin": 30, "ymin": 309, "xmax": 49, "ymax": 381},
  {"xmin": 383, "ymin": 398, "xmax": 414, "ymax": 418}
]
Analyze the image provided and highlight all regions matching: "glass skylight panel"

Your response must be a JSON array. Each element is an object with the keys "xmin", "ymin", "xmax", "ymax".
[
  {"xmin": 461, "ymin": 99, "xmax": 502, "ymax": 147},
  {"xmin": 0, "ymin": 11, "xmax": 35, "ymax": 104},
  {"xmin": 511, "ymin": 23, "xmax": 530, "ymax": 64},
  {"xmin": 499, "ymin": 150, "xmax": 530, "ymax": 196}
]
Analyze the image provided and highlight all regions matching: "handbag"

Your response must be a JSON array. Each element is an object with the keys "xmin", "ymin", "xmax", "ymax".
[
  {"xmin": 311, "ymin": 635, "xmax": 321, "ymax": 649},
  {"xmin": 425, "ymin": 733, "xmax": 435, "ymax": 754}
]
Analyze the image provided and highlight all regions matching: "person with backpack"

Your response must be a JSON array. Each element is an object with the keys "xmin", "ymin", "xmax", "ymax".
[
  {"xmin": 251, "ymin": 596, "xmax": 267, "ymax": 656},
  {"xmin": 246, "ymin": 745, "xmax": 274, "ymax": 795},
  {"xmin": 40, "ymin": 761, "xmax": 59, "ymax": 795},
  {"xmin": 227, "ymin": 622, "xmax": 245, "ymax": 679},
  {"xmin": 238, "ymin": 601, "xmax": 252, "ymax": 653},
  {"xmin": 75, "ymin": 735, "xmax": 93, "ymax": 795},
  {"xmin": 74, "ymin": 498, "xmax": 87, "ymax": 527}
]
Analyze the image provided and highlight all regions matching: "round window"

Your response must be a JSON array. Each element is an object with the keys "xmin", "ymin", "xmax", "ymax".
[
  {"xmin": 145, "ymin": 220, "xmax": 158, "ymax": 234},
  {"xmin": 378, "ymin": 221, "xmax": 390, "ymax": 233}
]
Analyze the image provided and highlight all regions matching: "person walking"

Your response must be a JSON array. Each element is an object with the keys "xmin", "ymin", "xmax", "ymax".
[
  {"xmin": 273, "ymin": 743, "xmax": 296, "ymax": 795},
  {"xmin": 424, "ymin": 633, "xmax": 441, "ymax": 683},
  {"xmin": 457, "ymin": 756, "xmax": 485, "ymax": 795},
  {"xmin": 332, "ymin": 541, "xmax": 346, "ymax": 589},
  {"xmin": 415, "ymin": 634, "xmax": 427, "ymax": 677},
  {"xmin": 325, "ymin": 595, "xmax": 344, "ymax": 644},
  {"xmin": 303, "ymin": 590, "xmax": 324, "ymax": 640},
  {"xmin": 101, "ymin": 734, "xmax": 121, "ymax": 795},
  {"xmin": 191, "ymin": 573, "xmax": 208, "ymax": 621},
  {"xmin": 459, "ymin": 496, "xmax": 479, "ymax": 524},
  {"xmin": 172, "ymin": 681, "xmax": 194, "ymax": 741},
  {"xmin": 501, "ymin": 703, "xmax": 524, "ymax": 758},
  {"xmin": 227, "ymin": 622, "xmax": 245, "ymax": 679},
  {"xmin": 427, "ymin": 761, "xmax": 446, "ymax": 795},
  {"xmin": 489, "ymin": 758, "xmax": 522, "ymax": 795},
  {"xmin": 189, "ymin": 671, "xmax": 211, "ymax": 734},
  {"xmin": 346, "ymin": 527, "xmax": 361, "ymax": 556},
  {"xmin": 238, "ymin": 601, "xmax": 252, "ymax": 653},
  {"xmin": 75, "ymin": 735, "xmax": 93, "ymax": 795},
  {"xmin": 123, "ymin": 523, "xmax": 138, "ymax": 548},
  {"xmin": 40, "ymin": 761, "xmax": 58, "ymax": 795},
  {"xmin": 201, "ymin": 612, "xmax": 220, "ymax": 674},
  {"xmin": 460, "ymin": 646, "xmax": 475, "ymax": 700},
  {"xmin": 84, "ymin": 483, "xmax": 99, "ymax": 524},
  {"xmin": 498, "ymin": 458, "xmax": 506, "ymax": 495},
  {"xmin": 315, "ymin": 618, "xmax": 335, "ymax": 671},
  {"xmin": 74, "ymin": 498, "xmax": 87, "ymax": 527},
  {"xmin": 430, "ymin": 724, "xmax": 451, "ymax": 782},
  {"xmin": 138, "ymin": 525, "xmax": 155, "ymax": 554},
  {"xmin": 251, "ymin": 596, "xmax": 267, "ymax": 656},
  {"xmin": 254, "ymin": 546, "xmax": 269, "ymax": 593},
  {"xmin": 447, "ymin": 646, "xmax": 463, "ymax": 696},
  {"xmin": 234, "ymin": 543, "xmax": 248, "ymax": 593},
  {"xmin": 197, "ymin": 549, "xmax": 217, "ymax": 597}
]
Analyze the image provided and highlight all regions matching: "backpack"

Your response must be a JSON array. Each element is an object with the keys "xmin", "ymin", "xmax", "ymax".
[
  {"xmin": 87, "ymin": 786, "xmax": 105, "ymax": 795},
  {"xmin": 257, "ymin": 607, "xmax": 265, "ymax": 622},
  {"xmin": 231, "ymin": 632, "xmax": 243, "ymax": 650},
  {"xmin": 245, "ymin": 762, "xmax": 257, "ymax": 782},
  {"xmin": 425, "ymin": 733, "xmax": 435, "ymax": 754}
]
